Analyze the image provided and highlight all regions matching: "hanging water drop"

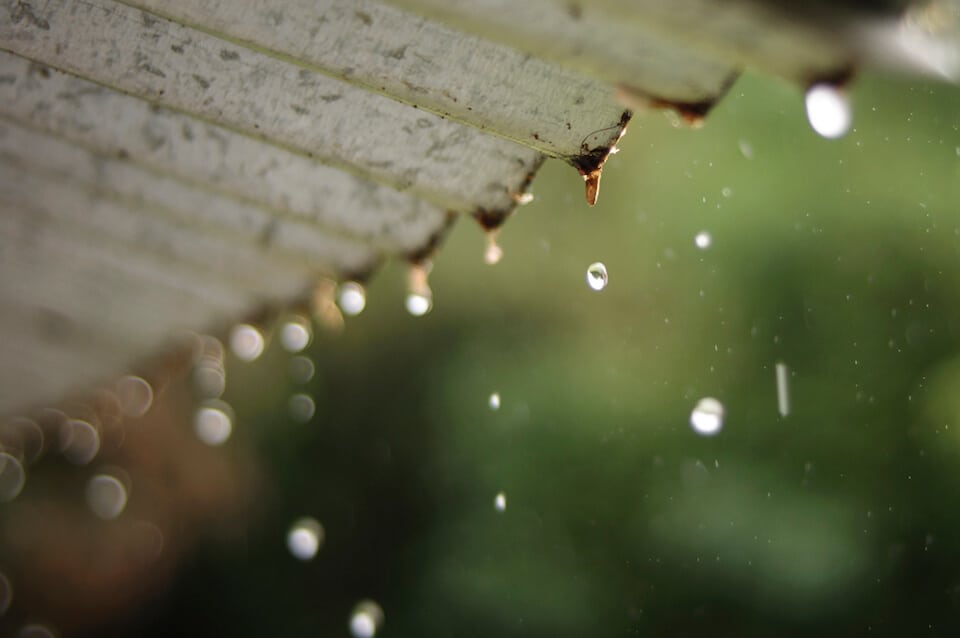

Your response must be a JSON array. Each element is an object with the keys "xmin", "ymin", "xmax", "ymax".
[
  {"xmin": 805, "ymin": 83, "xmax": 852, "ymax": 139},
  {"xmin": 694, "ymin": 231, "xmax": 712, "ymax": 250},
  {"xmin": 405, "ymin": 261, "xmax": 433, "ymax": 316},
  {"xmin": 349, "ymin": 600, "xmax": 384, "ymax": 638},
  {"xmin": 586, "ymin": 262, "xmax": 608, "ymax": 291},
  {"xmin": 513, "ymin": 191, "xmax": 534, "ymax": 205},
  {"xmin": 582, "ymin": 168, "xmax": 602, "ymax": 206},
  {"xmin": 484, "ymin": 231, "xmax": 503, "ymax": 265},
  {"xmin": 690, "ymin": 397, "xmax": 724, "ymax": 436},
  {"xmin": 338, "ymin": 282, "xmax": 367, "ymax": 316}
]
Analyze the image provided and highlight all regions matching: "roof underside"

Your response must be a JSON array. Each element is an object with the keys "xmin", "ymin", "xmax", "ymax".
[{"xmin": 0, "ymin": 0, "xmax": 957, "ymax": 414}]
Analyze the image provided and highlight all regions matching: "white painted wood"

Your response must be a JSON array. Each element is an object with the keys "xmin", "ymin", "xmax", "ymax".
[{"xmin": 122, "ymin": 0, "xmax": 632, "ymax": 160}]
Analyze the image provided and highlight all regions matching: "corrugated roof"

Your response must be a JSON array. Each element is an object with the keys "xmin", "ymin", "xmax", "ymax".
[{"xmin": 0, "ymin": 0, "xmax": 957, "ymax": 413}]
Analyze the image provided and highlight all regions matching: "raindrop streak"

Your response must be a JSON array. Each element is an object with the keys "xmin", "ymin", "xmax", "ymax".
[
  {"xmin": 288, "ymin": 393, "xmax": 316, "ymax": 423},
  {"xmin": 805, "ymin": 83, "xmax": 852, "ymax": 139},
  {"xmin": 229, "ymin": 324, "xmax": 265, "ymax": 362},
  {"xmin": 494, "ymin": 491, "xmax": 507, "ymax": 512},
  {"xmin": 405, "ymin": 261, "xmax": 433, "ymax": 317},
  {"xmin": 287, "ymin": 517, "xmax": 324, "ymax": 561},
  {"xmin": 690, "ymin": 397, "xmax": 725, "ymax": 436},
  {"xmin": 694, "ymin": 231, "xmax": 712, "ymax": 250},
  {"xmin": 194, "ymin": 402, "xmax": 233, "ymax": 446},
  {"xmin": 339, "ymin": 282, "xmax": 367, "ymax": 316},
  {"xmin": 0, "ymin": 570, "xmax": 11, "ymax": 616},
  {"xmin": 280, "ymin": 317, "xmax": 312, "ymax": 353},
  {"xmin": 484, "ymin": 231, "xmax": 504, "ymax": 265},
  {"xmin": 350, "ymin": 600, "xmax": 385, "ymax": 638},
  {"xmin": 0, "ymin": 453, "xmax": 25, "ymax": 502},
  {"xmin": 115, "ymin": 375, "xmax": 154, "ymax": 418},
  {"xmin": 488, "ymin": 392, "xmax": 501, "ymax": 411},
  {"xmin": 776, "ymin": 362, "xmax": 791, "ymax": 417},
  {"xmin": 85, "ymin": 474, "xmax": 128, "ymax": 520},
  {"xmin": 59, "ymin": 420, "xmax": 100, "ymax": 465},
  {"xmin": 586, "ymin": 262, "xmax": 608, "ymax": 291}
]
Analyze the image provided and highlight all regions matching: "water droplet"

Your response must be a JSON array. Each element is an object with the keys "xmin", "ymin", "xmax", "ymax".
[
  {"xmin": 279, "ymin": 316, "xmax": 312, "ymax": 353},
  {"xmin": 694, "ymin": 231, "xmax": 712, "ymax": 249},
  {"xmin": 494, "ymin": 491, "xmax": 507, "ymax": 512},
  {"xmin": 405, "ymin": 261, "xmax": 433, "ymax": 316},
  {"xmin": 229, "ymin": 324, "xmax": 265, "ymax": 361},
  {"xmin": 59, "ymin": 419, "xmax": 100, "ymax": 465},
  {"xmin": 85, "ymin": 473, "xmax": 128, "ymax": 520},
  {"xmin": 582, "ymin": 168, "xmax": 602, "ymax": 206},
  {"xmin": 194, "ymin": 401, "xmax": 233, "ymax": 446},
  {"xmin": 805, "ymin": 83, "xmax": 852, "ymax": 139},
  {"xmin": 586, "ymin": 262, "xmax": 608, "ymax": 291},
  {"xmin": 0, "ymin": 452, "xmax": 25, "ymax": 502},
  {"xmin": 690, "ymin": 397, "xmax": 724, "ymax": 436},
  {"xmin": 349, "ymin": 600, "xmax": 384, "ymax": 638},
  {"xmin": 721, "ymin": 187, "xmax": 733, "ymax": 198},
  {"xmin": 513, "ymin": 192, "xmax": 535, "ymax": 205},
  {"xmin": 484, "ymin": 232, "xmax": 504, "ymax": 265},
  {"xmin": 289, "ymin": 355, "xmax": 316, "ymax": 384},
  {"xmin": 775, "ymin": 362, "xmax": 791, "ymax": 417},
  {"xmin": 115, "ymin": 375, "xmax": 154, "ymax": 418},
  {"xmin": 287, "ymin": 517, "xmax": 324, "ymax": 561},
  {"xmin": 0, "ymin": 570, "xmax": 11, "ymax": 616},
  {"xmin": 288, "ymin": 393, "xmax": 316, "ymax": 423},
  {"xmin": 488, "ymin": 392, "xmax": 501, "ymax": 411},
  {"xmin": 738, "ymin": 140, "xmax": 754, "ymax": 159},
  {"xmin": 338, "ymin": 282, "xmax": 367, "ymax": 316}
]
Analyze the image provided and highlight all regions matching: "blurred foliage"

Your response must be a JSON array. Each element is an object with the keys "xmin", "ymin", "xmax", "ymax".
[{"xmin": 100, "ymin": 71, "xmax": 960, "ymax": 636}]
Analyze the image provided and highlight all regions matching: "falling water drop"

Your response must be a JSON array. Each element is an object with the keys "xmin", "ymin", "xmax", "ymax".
[
  {"xmin": 280, "ymin": 316, "xmax": 312, "ymax": 353},
  {"xmin": 694, "ymin": 231, "xmax": 713, "ymax": 250},
  {"xmin": 488, "ymin": 392, "xmax": 501, "ymax": 411},
  {"xmin": 85, "ymin": 473, "xmax": 129, "ymax": 520},
  {"xmin": 586, "ymin": 262, "xmax": 608, "ymax": 291},
  {"xmin": 484, "ymin": 232, "xmax": 504, "ymax": 265},
  {"xmin": 349, "ymin": 600, "xmax": 384, "ymax": 638},
  {"xmin": 690, "ymin": 397, "xmax": 724, "ymax": 436},
  {"xmin": 287, "ymin": 517, "xmax": 324, "ymax": 561},
  {"xmin": 405, "ymin": 261, "xmax": 433, "ymax": 316},
  {"xmin": 338, "ymin": 282, "xmax": 367, "ymax": 316},
  {"xmin": 494, "ymin": 491, "xmax": 507, "ymax": 512},
  {"xmin": 0, "ymin": 452, "xmax": 25, "ymax": 502},
  {"xmin": 194, "ymin": 401, "xmax": 233, "ymax": 446},
  {"xmin": 805, "ymin": 83, "xmax": 852, "ymax": 139},
  {"xmin": 229, "ymin": 324, "xmax": 265, "ymax": 361}
]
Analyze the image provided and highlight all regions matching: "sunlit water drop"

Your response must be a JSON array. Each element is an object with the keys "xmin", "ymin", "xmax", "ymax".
[
  {"xmin": 406, "ymin": 261, "xmax": 433, "ymax": 316},
  {"xmin": 287, "ymin": 517, "xmax": 324, "ymax": 561},
  {"xmin": 288, "ymin": 393, "xmax": 316, "ymax": 423},
  {"xmin": 0, "ymin": 452, "xmax": 25, "ymax": 502},
  {"xmin": 488, "ymin": 392, "xmax": 501, "ymax": 411},
  {"xmin": 280, "ymin": 317, "xmax": 312, "ymax": 353},
  {"xmin": 194, "ymin": 402, "xmax": 233, "ymax": 446},
  {"xmin": 484, "ymin": 232, "xmax": 504, "ymax": 265},
  {"xmin": 338, "ymin": 282, "xmax": 367, "ymax": 316},
  {"xmin": 694, "ymin": 231, "xmax": 712, "ymax": 249},
  {"xmin": 690, "ymin": 397, "xmax": 725, "ymax": 436},
  {"xmin": 85, "ymin": 473, "xmax": 128, "ymax": 520},
  {"xmin": 59, "ymin": 419, "xmax": 100, "ymax": 465},
  {"xmin": 494, "ymin": 491, "xmax": 507, "ymax": 512},
  {"xmin": 349, "ymin": 600, "xmax": 384, "ymax": 638},
  {"xmin": 805, "ymin": 83, "xmax": 852, "ymax": 139},
  {"xmin": 115, "ymin": 375, "xmax": 154, "ymax": 418},
  {"xmin": 229, "ymin": 324, "xmax": 265, "ymax": 361},
  {"xmin": 586, "ymin": 262, "xmax": 608, "ymax": 291},
  {"xmin": 0, "ymin": 570, "xmax": 11, "ymax": 616}
]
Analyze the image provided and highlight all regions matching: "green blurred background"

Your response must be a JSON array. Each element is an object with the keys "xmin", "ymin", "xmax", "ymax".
[{"xmin": 106, "ymin": 71, "xmax": 960, "ymax": 635}]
